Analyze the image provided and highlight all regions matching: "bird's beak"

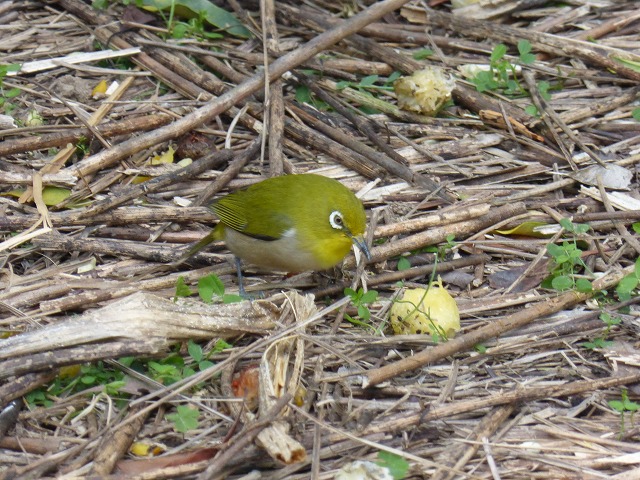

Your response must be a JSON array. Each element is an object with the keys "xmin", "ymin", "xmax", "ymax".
[{"xmin": 352, "ymin": 235, "xmax": 372, "ymax": 261}]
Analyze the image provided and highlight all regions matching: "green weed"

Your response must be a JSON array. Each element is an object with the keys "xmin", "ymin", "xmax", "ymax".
[
  {"xmin": 542, "ymin": 218, "xmax": 592, "ymax": 292},
  {"xmin": 344, "ymin": 287, "xmax": 379, "ymax": 331}
]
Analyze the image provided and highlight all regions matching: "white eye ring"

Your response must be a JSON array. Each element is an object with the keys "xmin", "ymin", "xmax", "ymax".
[{"xmin": 329, "ymin": 211, "xmax": 344, "ymax": 230}]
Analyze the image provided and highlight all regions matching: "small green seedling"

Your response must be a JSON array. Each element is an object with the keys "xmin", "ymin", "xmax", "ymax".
[
  {"xmin": 543, "ymin": 219, "xmax": 593, "ymax": 293},
  {"xmin": 344, "ymin": 287, "xmax": 379, "ymax": 330},
  {"xmin": 166, "ymin": 404, "xmax": 200, "ymax": 433},
  {"xmin": 147, "ymin": 338, "xmax": 230, "ymax": 386},
  {"xmin": 616, "ymin": 257, "xmax": 640, "ymax": 301},
  {"xmin": 472, "ymin": 40, "xmax": 537, "ymax": 95},
  {"xmin": 609, "ymin": 389, "xmax": 639, "ymax": 436},
  {"xmin": 294, "ymin": 84, "xmax": 330, "ymax": 110},
  {"xmin": 397, "ymin": 256, "xmax": 411, "ymax": 271},
  {"xmin": 24, "ymin": 361, "xmax": 126, "ymax": 408},
  {"xmin": 335, "ymin": 72, "xmax": 402, "ymax": 93},
  {"xmin": 174, "ymin": 274, "xmax": 243, "ymax": 303},
  {"xmin": 169, "ymin": 10, "xmax": 224, "ymax": 40},
  {"xmin": 474, "ymin": 343, "xmax": 488, "ymax": 354},
  {"xmin": 425, "ymin": 234, "xmax": 456, "ymax": 261},
  {"xmin": 582, "ymin": 337, "xmax": 612, "ymax": 350},
  {"xmin": 0, "ymin": 63, "xmax": 22, "ymax": 114},
  {"xmin": 174, "ymin": 276, "xmax": 193, "ymax": 301}
]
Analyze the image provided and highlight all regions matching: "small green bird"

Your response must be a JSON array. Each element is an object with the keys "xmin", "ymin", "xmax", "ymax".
[{"xmin": 186, "ymin": 174, "xmax": 370, "ymax": 289}]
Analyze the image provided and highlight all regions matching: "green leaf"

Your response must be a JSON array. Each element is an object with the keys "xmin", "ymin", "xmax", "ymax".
[
  {"xmin": 148, "ymin": 361, "xmax": 179, "ymax": 376},
  {"xmin": 413, "ymin": 48, "xmax": 434, "ymax": 60},
  {"xmin": 119, "ymin": 357, "xmax": 135, "ymax": 367},
  {"xmin": 0, "ymin": 63, "xmax": 21, "ymax": 75},
  {"xmin": 359, "ymin": 75, "xmax": 379, "ymax": 87},
  {"xmin": 295, "ymin": 85, "xmax": 312, "ymax": 104},
  {"xmin": 574, "ymin": 223, "xmax": 590, "ymax": 234},
  {"xmin": 617, "ymin": 289, "xmax": 632, "ymax": 302},
  {"xmin": 575, "ymin": 278, "xmax": 592, "ymax": 293},
  {"xmin": 360, "ymin": 290, "xmax": 378, "ymax": 304},
  {"xmin": 387, "ymin": 71, "xmax": 402, "ymax": 84},
  {"xmin": 212, "ymin": 338, "xmax": 232, "ymax": 353},
  {"xmin": 617, "ymin": 274, "xmax": 638, "ymax": 296},
  {"xmin": 540, "ymin": 276, "xmax": 554, "ymax": 289},
  {"xmin": 198, "ymin": 360, "xmax": 214, "ymax": 370},
  {"xmin": 397, "ymin": 257, "xmax": 411, "ymax": 271},
  {"xmin": 25, "ymin": 390, "xmax": 51, "ymax": 408},
  {"xmin": 357, "ymin": 305, "xmax": 371, "ymax": 321},
  {"xmin": 358, "ymin": 105, "xmax": 379, "ymax": 115},
  {"xmin": 472, "ymin": 70, "xmax": 497, "ymax": 92},
  {"xmin": 222, "ymin": 293, "xmax": 244, "ymax": 304},
  {"xmin": 632, "ymin": 222, "xmax": 640, "ymax": 234},
  {"xmin": 567, "ymin": 247, "xmax": 582, "ymax": 261},
  {"xmin": 490, "ymin": 44, "xmax": 507, "ymax": 63},
  {"xmin": 187, "ymin": 340, "xmax": 203, "ymax": 362},
  {"xmin": 377, "ymin": 451, "xmax": 409, "ymax": 480},
  {"xmin": 505, "ymin": 79, "xmax": 519, "ymax": 94},
  {"xmin": 559, "ymin": 218, "xmax": 573, "ymax": 230},
  {"xmin": 166, "ymin": 405, "xmax": 200, "ymax": 433},
  {"xmin": 632, "ymin": 108, "xmax": 640, "ymax": 122},
  {"xmin": 335, "ymin": 80, "xmax": 350, "ymax": 90},
  {"xmin": 609, "ymin": 400, "xmax": 625, "ymax": 412},
  {"xmin": 474, "ymin": 344, "xmax": 487, "ymax": 353},
  {"xmin": 171, "ymin": 22, "xmax": 189, "ymax": 39},
  {"xmin": 635, "ymin": 257, "xmax": 640, "ymax": 277},
  {"xmin": 140, "ymin": 0, "xmax": 250, "ymax": 38},
  {"xmin": 344, "ymin": 313, "xmax": 369, "ymax": 329},
  {"xmin": 5, "ymin": 87, "xmax": 21, "ymax": 99},
  {"xmin": 583, "ymin": 338, "xmax": 612, "ymax": 349},
  {"xmin": 344, "ymin": 287, "xmax": 357, "ymax": 299},
  {"xmin": 198, "ymin": 274, "xmax": 225, "ymax": 303},
  {"xmin": 41, "ymin": 186, "xmax": 72, "ymax": 206},
  {"xmin": 174, "ymin": 276, "xmax": 193, "ymax": 300},
  {"xmin": 601, "ymin": 312, "xmax": 621, "ymax": 327},
  {"xmin": 520, "ymin": 53, "xmax": 536, "ymax": 65},
  {"xmin": 546, "ymin": 243, "xmax": 563, "ymax": 258},
  {"xmin": 519, "ymin": 52, "xmax": 536, "ymax": 65},
  {"xmin": 612, "ymin": 56, "xmax": 640, "ymax": 73},
  {"xmin": 517, "ymin": 39, "xmax": 531, "ymax": 55},
  {"xmin": 551, "ymin": 275, "xmax": 573, "ymax": 291},
  {"xmin": 525, "ymin": 105, "xmax": 539, "ymax": 116},
  {"xmin": 105, "ymin": 380, "xmax": 125, "ymax": 396},
  {"xmin": 537, "ymin": 80, "xmax": 551, "ymax": 101}
]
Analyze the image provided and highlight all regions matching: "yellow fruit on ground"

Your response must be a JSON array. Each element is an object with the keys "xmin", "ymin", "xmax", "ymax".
[{"xmin": 389, "ymin": 279, "xmax": 460, "ymax": 337}]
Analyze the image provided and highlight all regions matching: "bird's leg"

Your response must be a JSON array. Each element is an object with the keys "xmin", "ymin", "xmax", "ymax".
[
  {"xmin": 234, "ymin": 257, "xmax": 265, "ymax": 300},
  {"xmin": 235, "ymin": 256, "xmax": 247, "ymax": 297}
]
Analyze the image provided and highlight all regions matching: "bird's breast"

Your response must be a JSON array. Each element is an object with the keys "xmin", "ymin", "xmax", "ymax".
[{"xmin": 223, "ymin": 227, "xmax": 328, "ymax": 272}]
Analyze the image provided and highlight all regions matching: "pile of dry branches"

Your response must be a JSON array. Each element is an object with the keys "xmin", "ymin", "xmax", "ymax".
[{"xmin": 1, "ymin": 0, "xmax": 640, "ymax": 478}]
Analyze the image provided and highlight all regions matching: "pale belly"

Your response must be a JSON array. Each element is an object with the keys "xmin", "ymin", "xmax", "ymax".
[{"xmin": 222, "ymin": 228, "xmax": 328, "ymax": 272}]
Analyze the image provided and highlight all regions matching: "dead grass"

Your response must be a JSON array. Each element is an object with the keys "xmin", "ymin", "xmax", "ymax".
[{"xmin": 1, "ymin": 0, "xmax": 640, "ymax": 478}]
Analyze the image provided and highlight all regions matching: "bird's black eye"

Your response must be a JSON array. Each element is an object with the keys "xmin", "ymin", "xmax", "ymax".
[{"xmin": 329, "ymin": 211, "xmax": 344, "ymax": 230}]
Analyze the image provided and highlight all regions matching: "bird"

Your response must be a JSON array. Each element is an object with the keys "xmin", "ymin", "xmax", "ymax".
[{"xmin": 186, "ymin": 173, "xmax": 370, "ymax": 293}]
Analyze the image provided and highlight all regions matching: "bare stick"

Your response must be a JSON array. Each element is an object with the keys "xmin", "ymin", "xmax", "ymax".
[{"xmin": 366, "ymin": 371, "xmax": 640, "ymax": 435}]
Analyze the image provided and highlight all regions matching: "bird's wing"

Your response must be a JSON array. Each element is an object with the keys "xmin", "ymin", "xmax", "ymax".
[{"xmin": 213, "ymin": 194, "xmax": 293, "ymax": 241}]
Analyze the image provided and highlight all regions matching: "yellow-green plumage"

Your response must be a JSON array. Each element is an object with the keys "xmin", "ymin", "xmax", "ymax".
[{"xmin": 209, "ymin": 174, "xmax": 368, "ymax": 272}]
